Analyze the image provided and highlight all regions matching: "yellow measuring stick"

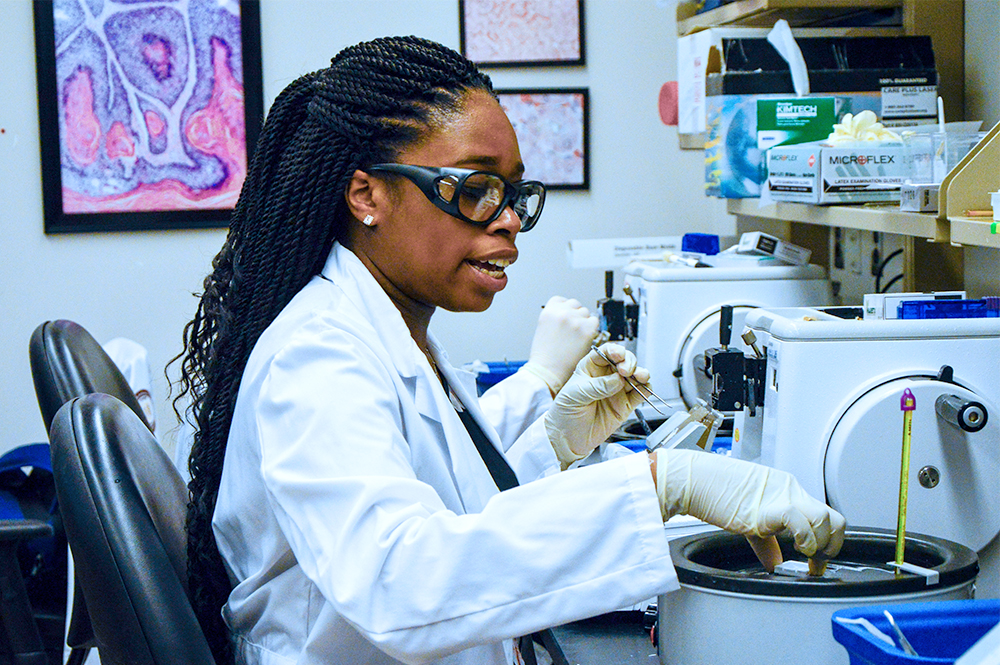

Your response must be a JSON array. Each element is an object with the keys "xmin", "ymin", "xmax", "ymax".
[{"xmin": 896, "ymin": 388, "xmax": 916, "ymax": 568}]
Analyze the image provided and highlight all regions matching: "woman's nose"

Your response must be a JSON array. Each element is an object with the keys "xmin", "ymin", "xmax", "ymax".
[{"xmin": 490, "ymin": 204, "xmax": 522, "ymax": 235}]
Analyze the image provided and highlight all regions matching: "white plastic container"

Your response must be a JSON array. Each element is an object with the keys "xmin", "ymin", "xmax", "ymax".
[
  {"xmin": 741, "ymin": 307, "xmax": 1000, "ymax": 597},
  {"xmin": 658, "ymin": 529, "xmax": 979, "ymax": 665},
  {"xmin": 622, "ymin": 260, "xmax": 831, "ymax": 411}
]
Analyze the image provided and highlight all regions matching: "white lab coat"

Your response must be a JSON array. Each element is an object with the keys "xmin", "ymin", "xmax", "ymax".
[{"xmin": 213, "ymin": 243, "xmax": 678, "ymax": 665}]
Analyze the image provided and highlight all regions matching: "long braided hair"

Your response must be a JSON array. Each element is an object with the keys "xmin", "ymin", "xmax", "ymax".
[{"xmin": 170, "ymin": 36, "xmax": 494, "ymax": 665}]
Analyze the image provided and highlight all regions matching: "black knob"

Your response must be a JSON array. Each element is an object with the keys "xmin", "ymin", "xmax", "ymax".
[
  {"xmin": 719, "ymin": 305, "xmax": 733, "ymax": 348},
  {"xmin": 936, "ymin": 394, "xmax": 989, "ymax": 432}
]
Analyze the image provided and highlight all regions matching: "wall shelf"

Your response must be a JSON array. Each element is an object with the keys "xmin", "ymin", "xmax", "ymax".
[
  {"xmin": 939, "ymin": 117, "xmax": 1000, "ymax": 249},
  {"xmin": 677, "ymin": 0, "xmax": 976, "ymax": 291},
  {"xmin": 676, "ymin": 0, "xmax": 962, "ymax": 114},
  {"xmin": 727, "ymin": 199, "xmax": 948, "ymax": 242},
  {"xmin": 676, "ymin": 0, "xmax": 904, "ymax": 35},
  {"xmin": 950, "ymin": 219, "xmax": 1000, "ymax": 249},
  {"xmin": 727, "ymin": 116, "xmax": 1000, "ymax": 248},
  {"xmin": 696, "ymin": 0, "xmax": 978, "ymax": 248}
]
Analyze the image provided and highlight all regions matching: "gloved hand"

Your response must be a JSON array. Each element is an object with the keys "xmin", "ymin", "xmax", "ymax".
[
  {"xmin": 522, "ymin": 296, "xmax": 599, "ymax": 396},
  {"xmin": 654, "ymin": 449, "xmax": 846, "ymax": 559},
  {"xmin": 544, "ymin": 344, "xmax": 650, "ymax": 469}
]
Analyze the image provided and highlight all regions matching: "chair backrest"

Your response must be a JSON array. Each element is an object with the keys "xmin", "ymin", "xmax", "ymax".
[
  {"xmin": 28, "ymin": 319, "xmax": 154, "ymax": 660},
  {"xmin": 29, "ymin": 320, "xmax": 151, "ymax": 433},
  {"xmin": 49, "ymin": 393, "xmax": 214, "ymax": 665}
]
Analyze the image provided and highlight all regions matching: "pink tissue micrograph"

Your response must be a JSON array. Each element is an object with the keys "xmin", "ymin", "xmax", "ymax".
[
  {"xmin": 499, "ymin": 91, "xmax": 586, "ymax": 187},
  {"xmin": 53, "ymin": 0, "xmax": 248, "ymax": 214},
  {"xmin": 464, "ymin": 0, "xmax": 581, "ymax": 64}
]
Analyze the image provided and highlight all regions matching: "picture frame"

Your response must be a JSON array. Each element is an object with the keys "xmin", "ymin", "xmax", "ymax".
[
  {"xmin": 459, "ymin": 0, "xmax": 585, "ymax": 67},
  {"xmin": 497, "ymin": 88, "xmax": 589, "ymax": 190},
  {"xmin": 32, "ymin": 0, "xmax": 264, "ymax": 234}
]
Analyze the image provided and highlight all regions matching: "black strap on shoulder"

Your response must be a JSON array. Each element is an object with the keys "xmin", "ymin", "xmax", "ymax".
[
  {"xmin": 438, "ymin": 372, "xmax": 568, "ymax": 665},
  {"xmin": 454, "ymin": 407, "xmax": 520, "ymax": 491},
  {"xmin": 438, "ymin": 371, "xmax": 519, "ymax": 491}
]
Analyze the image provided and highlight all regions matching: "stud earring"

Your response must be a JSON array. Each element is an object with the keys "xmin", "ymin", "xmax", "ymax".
[{"xmin": 362, "ymin": 214, "xmax": 375, "ymax": 226}]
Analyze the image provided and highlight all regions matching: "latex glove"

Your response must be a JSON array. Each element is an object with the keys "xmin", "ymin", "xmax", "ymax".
[
  {"xmin": 544, "ymin": 344, "xmax": 649, "ymax": 469},
  {"xmin": 654, "ymin": 449, "xmax": 846, "ymax": 559},
  {"xmin": 826, "ymin": 110, "xmax": 902, "ymax": 144},
  {"xmin": 522, "ymin": 296, "xmax": 599, "ymax": 396}
]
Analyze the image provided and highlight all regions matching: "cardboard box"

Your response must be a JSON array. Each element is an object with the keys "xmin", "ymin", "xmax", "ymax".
[
  {"xmin": 736, "ymin": 231, "xmax": 811, "ymax": 265},
  {"xmin": 678, "ymin": 27, "xmax": 899, "ymax": 147},
  {"xmin": 766, "ymin": 141, "xmax": 911, "ymax": 204},
  {"xmin": 899, "ymin": 182, "xmax": 939, "ymax": 212},
  {"xmin": 756, "ymin": 97, "xmax": 839, "ymax": 151},
  {"xmin": 704, "ymin": 36, "xmax": 938, "ymax": 198}
]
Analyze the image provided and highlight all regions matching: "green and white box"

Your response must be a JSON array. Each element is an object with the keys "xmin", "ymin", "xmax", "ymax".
[
  {"xmin": 757, "ymin": 98, "xmax": 838, "ymax": 152},
  {"xmin": 766, "ymin": 141, "xmax": 909, "ymax": 204}
]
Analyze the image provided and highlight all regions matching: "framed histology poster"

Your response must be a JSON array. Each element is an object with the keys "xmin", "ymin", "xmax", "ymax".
[
  {"xmin": 32, "ymin": 0, "xmax": 264, "ymax": 233},
  {"xmin": 497, "ymin": 88, "xmax": 589, "ymax": 190},
  {"xmin": 459, "ymin": 0, "xmax": 585, "ymax": 67}
]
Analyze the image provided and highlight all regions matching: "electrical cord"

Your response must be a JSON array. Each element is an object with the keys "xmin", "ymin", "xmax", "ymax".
[
  {"xmin": 875, "ymin": 248, "xmax": 904, "ymax": 292},
  {"xmin": 880, "ymin": 274, "xmax": 905, "ymax": 293}
]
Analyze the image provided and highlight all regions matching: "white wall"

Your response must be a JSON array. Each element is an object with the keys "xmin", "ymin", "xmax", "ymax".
[
  {"xmin": 961, "ymin": 0, "xmax": 1000, "ymax": 300},
  {"xmin": 0, "ymin": 0, "xmax": 728, "ymax": 454},
  {"xmin": 965, "ymin": 0, "xmax": 1000, "ymax": 131}
]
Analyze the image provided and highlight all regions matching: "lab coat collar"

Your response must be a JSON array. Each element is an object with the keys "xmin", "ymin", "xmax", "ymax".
[
  {"xmin": 321, "ymin": 243, "xmax": 422, "ymax": 379},
  {"xmin": 429, "ymin": 339, "xmax": 504, "ymax": 450},
  {"xmin": 431, "ymin": 341, "xmax": 506, "ymax": 506},
  {"xmin": 320, "ymin": 244, "xmax": 503, "ymax": 506}
]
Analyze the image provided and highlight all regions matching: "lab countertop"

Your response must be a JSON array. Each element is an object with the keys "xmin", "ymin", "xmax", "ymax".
[{"xmin": 550, "ymin": 611, "xmax": 657, "ymax": 664}]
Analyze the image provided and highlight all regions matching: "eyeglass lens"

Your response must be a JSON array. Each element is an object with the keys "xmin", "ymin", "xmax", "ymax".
[{"xmin": 436, "ymin": 173, "xmax": 541, "ymax": 226}]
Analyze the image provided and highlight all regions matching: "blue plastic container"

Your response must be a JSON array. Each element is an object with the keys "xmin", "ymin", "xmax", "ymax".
[
  {"xmin": 832, "ymin": 599, "xmax": 1000, "ymax": 664},
  {"xmin": 474, "ymin": 361, "xmax": 526, "ymax": 395},
  {"xmin": 897, "ymin": 297, "xmax": 1000, "ymax": 319},
  {"xmin": 681, "ymin": 232, "xmax": 720, "ymax": 255},
  {"xmin": 617, "ymin": 438, "xmax": 647, "ymax": 453},
  {"xmin": 709, "ymin": 434, "xmax": 732, "ymax": 454}
]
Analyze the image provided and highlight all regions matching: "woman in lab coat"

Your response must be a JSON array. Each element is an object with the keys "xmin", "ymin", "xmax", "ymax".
[{"xmin": 172, "ymin": 36, "xmax": 845, "ymax": 665}]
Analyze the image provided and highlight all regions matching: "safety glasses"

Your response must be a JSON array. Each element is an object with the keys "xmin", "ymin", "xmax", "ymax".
[{"xmin": 366, "ymin": 164, "xmax": 545, "ymax": 232}]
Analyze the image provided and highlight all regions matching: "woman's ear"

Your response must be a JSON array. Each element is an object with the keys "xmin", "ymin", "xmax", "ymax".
[{"xmin": 345, "ymin": 169, "xmax": 381, "ymax": 223}]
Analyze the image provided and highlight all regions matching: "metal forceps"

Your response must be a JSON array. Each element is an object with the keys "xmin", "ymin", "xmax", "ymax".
[{"xmin": 589, "ymin": 344, "xmax": 668, "ymax": 415}]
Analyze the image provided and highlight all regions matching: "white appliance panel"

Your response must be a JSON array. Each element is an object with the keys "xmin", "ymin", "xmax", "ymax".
[{"xmin": 825, "ymin": 377, "xmax": 1000, "ymax": 552}]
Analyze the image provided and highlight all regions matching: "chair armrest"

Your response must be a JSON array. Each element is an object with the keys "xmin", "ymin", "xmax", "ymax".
[
  {"xmin": 0, "ymin": 519, "xmax": 53, "ymax": 665},
  {"xmin": 0, "ymin": 519, "xmax": 53, "ymax": 543}
]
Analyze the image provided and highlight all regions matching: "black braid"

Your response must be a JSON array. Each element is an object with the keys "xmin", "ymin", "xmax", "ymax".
[{"xmin": 167, "ymin": 36, "xmax": 493, "ymax": 665}]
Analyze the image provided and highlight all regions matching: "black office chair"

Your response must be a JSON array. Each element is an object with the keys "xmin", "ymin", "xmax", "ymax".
[
  {"xmin": 48, "ymin": 394, "xmax": 214, "ymax": 665},
  {"xmin": 0, "ymin": 518, "xmax": 54, "ymax": 665},
  {"xmin": 30, "ymin": 320, "xmax": 152, "ymax": 434},
  {"xmin": 28, "ymin": 319, "xmax": 155, "ymax": 665},
  {"xmin": 0, "ymin": 442, "xmax": 64, "ymax": 665}
]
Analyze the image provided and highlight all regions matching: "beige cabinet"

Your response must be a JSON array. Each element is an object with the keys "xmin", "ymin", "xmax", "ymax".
[{"xmin": 676, "ymin": 0, "xmax": 993, "ymax": 291}]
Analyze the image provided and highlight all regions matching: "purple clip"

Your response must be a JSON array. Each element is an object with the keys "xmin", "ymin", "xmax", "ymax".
[{"xmin": 900, "ymin": 388, "xmax": 916, "ymax": 411}]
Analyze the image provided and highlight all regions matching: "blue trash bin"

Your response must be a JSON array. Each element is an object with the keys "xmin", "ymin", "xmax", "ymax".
[
  {"xmin": 474, "ymin": 361, "xmax": 526, "ymax": 395},
  {"xmin": 832, "ymin": 599, "xmax": 1000, "ymax": 664}
]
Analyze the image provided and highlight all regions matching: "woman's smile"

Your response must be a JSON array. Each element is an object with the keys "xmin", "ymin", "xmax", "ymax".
[{"xmin": 466, "ymin": 256, "xmax": 514, "ymax": 280}]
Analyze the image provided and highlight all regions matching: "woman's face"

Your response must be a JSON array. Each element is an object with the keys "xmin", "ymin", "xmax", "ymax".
[{"xmin": 360, "ymin": 91, "xmax": 526, "ymax": 316}]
